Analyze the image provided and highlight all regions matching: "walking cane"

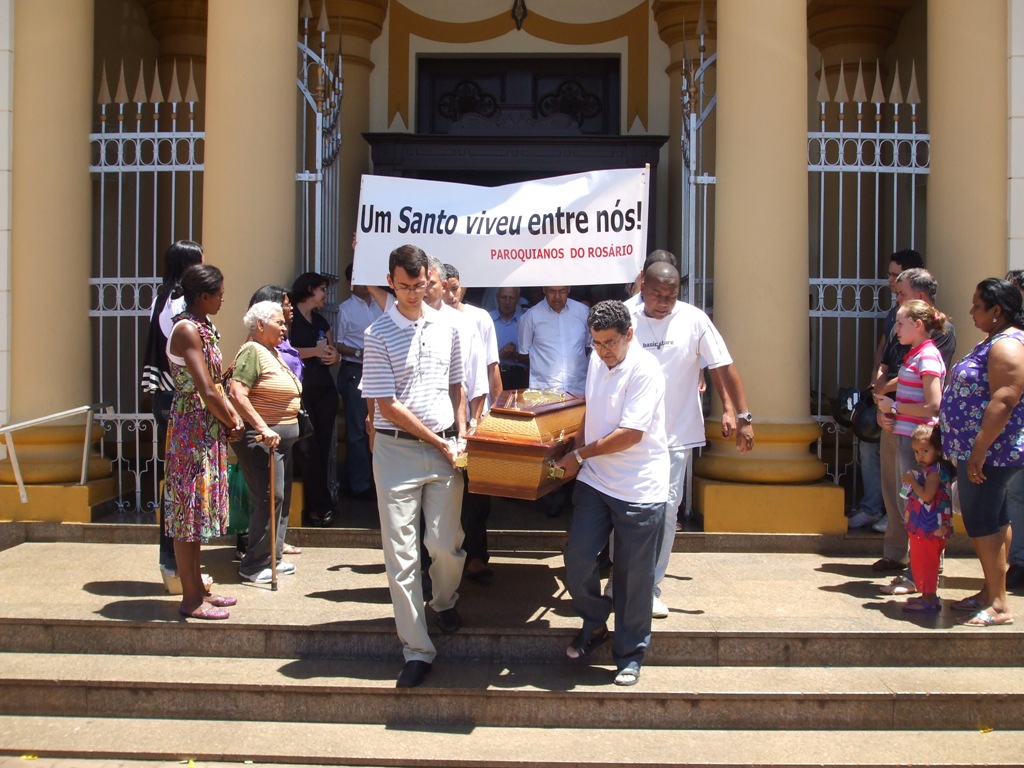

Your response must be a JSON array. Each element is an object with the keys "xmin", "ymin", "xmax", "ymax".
[{"xmin": 267, "ymin": 441, "xmax": 278, "ymax": 592}]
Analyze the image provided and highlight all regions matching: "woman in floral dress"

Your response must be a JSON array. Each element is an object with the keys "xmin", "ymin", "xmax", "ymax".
[{"xmin": 165, "ymin": 263, "xmax": 244, "ymax": 619}]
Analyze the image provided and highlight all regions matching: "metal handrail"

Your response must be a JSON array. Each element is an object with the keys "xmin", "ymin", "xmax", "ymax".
[{"xmin": 0, "ymin": 403, "xmax": 112, "ymax": 503}]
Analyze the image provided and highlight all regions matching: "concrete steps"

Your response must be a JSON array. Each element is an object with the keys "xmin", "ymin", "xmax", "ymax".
[
  {"xmin": 4, "ymin": 615, "xmax": 1024, "ymax": 667},
  {"xmin": 2, "ymin": 652, "xmax": 1023, "ymax": 731},
  {"xmin": 1, "ymin": 535, "xmax": 1023, "ymax": 765},
  {"xmin": 3, "ymin": 718, "xmax": 1023, "ymax": 767}
]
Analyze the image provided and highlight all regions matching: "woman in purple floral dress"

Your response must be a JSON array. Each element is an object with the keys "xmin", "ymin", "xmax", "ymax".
[
  {"xmin": 940, "ymin": 278, "xmax": 1024, "ymax": 627},
  {"xmin": 166, "ymin": 264, "xmax": 245, "ymax": 619}
]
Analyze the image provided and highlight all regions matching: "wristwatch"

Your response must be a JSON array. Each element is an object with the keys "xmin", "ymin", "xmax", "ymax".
[
  {"xmin": 737, "ymin": 412, "xmax": 753, "ymax": 423},
  {"xmin": 354, "ymin": 349, "xmax": 363, "ymax": 359},
  {"xmin": 890, "ymin": 402, "xmax": 899, "ymax": 415},
  {"xmin": 573, "ymin": 449, "xmax": 584, "ymax": 466}
]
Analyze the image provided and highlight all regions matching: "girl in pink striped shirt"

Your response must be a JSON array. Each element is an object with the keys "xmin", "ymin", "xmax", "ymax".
[{"xmin": 875, "ymin": 299, "xmax": 949, "ymax": 597}]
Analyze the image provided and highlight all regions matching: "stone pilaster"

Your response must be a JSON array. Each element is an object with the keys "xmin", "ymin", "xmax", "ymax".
[
  {"xmin": 652, "ymin": 1, "xmax": 716, "ymax": 263},
  {"xmin": 329, "ymin": 0, "xmax": 387, "ymax": 280},
  {"xmin": 694, "ymin": 0, "xmax": 844, "ymax": 533},
  {"xmin": 4, "ymin": 0, "xmax": 113, "ymax": 516},
  {"xmin": 202, "ymin": 0, "xmax": 299, "ymax": 358},
  {"xmin": 10, "ymin": 0, "xmax": 94, "ymax": 423}
]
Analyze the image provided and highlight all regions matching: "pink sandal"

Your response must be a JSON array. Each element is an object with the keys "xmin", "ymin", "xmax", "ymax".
[{"xmin": 179, "ymin": 605, "xmax": 230, "ymax": 620}]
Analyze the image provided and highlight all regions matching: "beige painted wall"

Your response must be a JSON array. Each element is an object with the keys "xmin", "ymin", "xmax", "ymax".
[
  {"xmin": 1011, "ymin": 0, "xmax": 1024, "ymax": 270},
  {"xmin": 0, "ymin": 0, "xmax": 11, "ymax": 433}
]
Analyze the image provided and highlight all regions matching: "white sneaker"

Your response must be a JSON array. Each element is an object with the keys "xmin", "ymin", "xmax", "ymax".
[
  {"xmin": 160, "ymin": 566, "xmax": 214, "ymax": 594},
  {"xmin": 879, "ymin": 574, "xmax": 917, "ymax": 595},
  {"xmin": 240, "ymin": 562, "xmax": 296, "ymax": 583},
  {"xmin": 871, "ymin": 516, "xmax": 888, "ymax": 533},
  {"xmin": 848, "ymin": 508, "xmax": 882, "ymax": 529},
  {"xmin": 652, "ymin": 594, "xmax": 669, "ymax": 619}
]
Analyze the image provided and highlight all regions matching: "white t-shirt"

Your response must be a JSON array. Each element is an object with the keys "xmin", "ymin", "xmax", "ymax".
[
  {"xmin": 518, "ymin": 297, "xmax": 589, "ymax": 396},
  {"xmin": 462, "ymin": 303, "xmax": 500, "ymax": 367},
  {"xmin": 630, "ymin": 301, "xmax": 732, "ymax": 449},
  {"xmin": 440, "ymin": 303, "xmax": 488, "ymax": 413},
  {"xmin": 578, "ymin": 340, "xmax": 669, "ymax": 504},
  {"xmin": 157, "ymin": 295, "xmax": 187, "ymax": 338}
]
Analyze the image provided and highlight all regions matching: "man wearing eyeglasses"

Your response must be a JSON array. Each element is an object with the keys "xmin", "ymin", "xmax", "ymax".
[
  {"xmin": 517, "ymin": 285, "xmax": 589, "ymax": 397},
  {"xmin": 552, "ymin": 300, "xmax": 669, "ymax": 687},
  {"xmin": 360, "ymin": 244, "xmax": 467, "ymax": 690}
]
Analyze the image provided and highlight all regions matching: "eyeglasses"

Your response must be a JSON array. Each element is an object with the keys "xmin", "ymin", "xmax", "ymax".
[
  {"xmin": 886, "ymin": 270, "xmax": 902, "ymax": 279},
  {"xmin": 394, "ymin": 282, "xmax": 427, "ymax": 294},
  {"xmin": 591, "ymin": 335, "xmax": 626, "ymax": 352}
]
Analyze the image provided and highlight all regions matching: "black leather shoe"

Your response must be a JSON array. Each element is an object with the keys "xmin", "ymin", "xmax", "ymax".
[
  {"xmin": 396, "ymin": 660, "xmax": 432, "ymax": 688},
  {"xmin": 436, "ymin": 606, "xmax": 462, "ymax": 634}
]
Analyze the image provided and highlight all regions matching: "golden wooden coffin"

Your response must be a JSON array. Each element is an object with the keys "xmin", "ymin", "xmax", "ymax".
[{"xmin": 465, "ymin": 389, "xmax": 585, "ymax": 500}]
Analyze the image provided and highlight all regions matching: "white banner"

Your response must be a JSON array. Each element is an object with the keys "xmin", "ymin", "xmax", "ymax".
[{"xmin": 351, "ymin": 168, "xmax": 649, "ymax": 288}]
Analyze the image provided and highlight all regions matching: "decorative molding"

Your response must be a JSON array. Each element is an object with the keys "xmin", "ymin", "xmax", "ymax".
[
  {"xmin": 537, "ymin": 80, "xmax": 601, "ymax": 127},
  {"xmin": 438, "ymin": 81, "xmax": 499, "ymax": 122},
  {"xmin": 807, "ymin": 0, "xmax": 914, "ymax": 55},
  {"xmin": 652, "ymin": 1, "xmax": 717, "ymax": 48},
  {"xmin": 387, "ymin": 1, "xmax": 649, "ymax": 131},
  {"xmin": 327, "ymin": 0, "xmax": 388, "ymax": 44}
]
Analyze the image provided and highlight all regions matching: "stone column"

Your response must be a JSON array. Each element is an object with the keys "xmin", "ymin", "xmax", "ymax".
[
  {"xmin": 652, "ymin": 1, "xmax": 716, "ymax": 261},
  {"xmin": 202, "ymin": 0, "xmax": 299, "ymax": 358},
  {"xmin": 10, "ymin": 0, "xmax": 93, "ymax": 422},
  {"xmin": 694, "ymin": 0, "xmax": 843, "ymax": 533},
  {"xmin": 330, "ymin": 0, "xmax": 387, "ymax": 283},
  {"xmin": 927, "ymin": 0, "xmax": 1007, "ymax": 330},
  {"xmin": 3, "ymin": 0, "xmax": 113, "ymax": 518}
]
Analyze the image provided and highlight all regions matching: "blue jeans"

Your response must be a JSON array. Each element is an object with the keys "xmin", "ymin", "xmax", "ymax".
[
  {"xmin": 564, "ymin": 481, "xmax": 664, "ymax": 669},
  {"xmin": 857, "ymin": 438, "xmax": 883, "ymax": 514},
  {"xmin": 338, "ymin": 361, "xmax": 373, "ymax": 495}
]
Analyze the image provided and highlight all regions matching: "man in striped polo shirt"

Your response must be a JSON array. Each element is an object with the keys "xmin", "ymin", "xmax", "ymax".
[{"xmin": 361, "ymin": 244, "xmax": 467, "ymax": 689}]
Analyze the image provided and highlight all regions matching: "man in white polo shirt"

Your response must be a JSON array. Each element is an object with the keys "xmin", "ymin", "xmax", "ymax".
[
  {"xmin": 631, "ymin": 261, "xmax": 754, "ymax": 618},
  {"xmin": 361, "ymin": 244, "xmax": 466, "ymax": 689},
  {"xmin": 553, "ymin": 300, "xmax": 669, "ymax": 687},
  {"xmin": 518, "ymin": 285, "xmax": 589, "ymax": 396}
]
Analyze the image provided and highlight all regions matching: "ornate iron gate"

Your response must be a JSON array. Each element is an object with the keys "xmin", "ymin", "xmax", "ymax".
[
  {"xmin": 297, "ymin": 0, "xmax": 343, "ymax": 312},
  {"xmin": 683, "ymin": 55, "xmax": 930, "ymax": 492},
  {"xmin": 808, "ymin": 61, "xmax": 929, "ymax": 488},
  {"xmin": 89, "ymin": 3, "xmax": 346, "ymax": 513},
  {"xmin": 89, "ymin": 61, "xmax": 204, "ymax": 513}
]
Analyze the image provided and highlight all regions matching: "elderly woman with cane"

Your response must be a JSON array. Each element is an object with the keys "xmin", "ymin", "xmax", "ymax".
[{"xmin": 230, "ymin": 301, "xmax": 304, "ymax": 584}]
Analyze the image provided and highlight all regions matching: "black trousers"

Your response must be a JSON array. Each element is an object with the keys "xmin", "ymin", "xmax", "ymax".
[
  {"xmin": 295, "ymin": 381, "xmax": 338, "ymax": 514},
  {"xmin": 153, "ymin": 390, "xmax": 176, "ymax": 570},
  {"xmin": 460, "ymin": 468, "xmax": 492, "ymax": 563}
]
